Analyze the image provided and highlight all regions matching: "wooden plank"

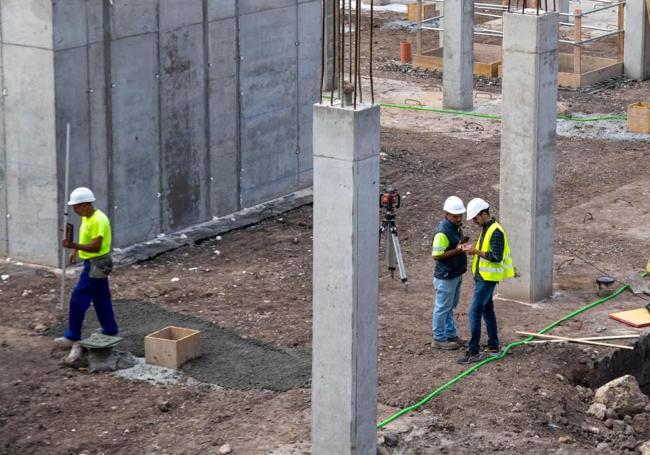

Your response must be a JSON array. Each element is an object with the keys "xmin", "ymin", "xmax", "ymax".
[
  {"xmin": 646, "ymin": 0, "xmax": 650, "ymax": 25},
  {"xmin": 581, "ymin": 62, "xmax": 623, "ymax": 87},
  {"xmin": 516, "ymin": 331, "xmax": 635, "ymax": 349},
  {"xmin": 609, "ymin": 308, "xmax": 650, "ymax": 328},
  {"xmin": 574, "ymin": 9, "xmax": 582, "ymax": 75},
  {"xmin": 618, "ymin": 2, "xmax": 625, "ymax": 62},
  {"xmin": 529, "ymin": 335, "xmax": 640, "ymax": 344}
]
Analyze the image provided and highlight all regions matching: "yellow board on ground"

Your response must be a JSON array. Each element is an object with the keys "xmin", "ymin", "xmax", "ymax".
[{"xmin": 610, "ymin": 308, "xmax": 650, "ymax": 328}]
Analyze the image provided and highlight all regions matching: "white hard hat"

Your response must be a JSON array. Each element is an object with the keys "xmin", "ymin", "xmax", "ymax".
[
  {"xmin": 68, "ymin": 187, "xmax": 96, "ymax": 206},
  {"xmin": 466, "ymin": 198, "xmax": 490, "ymax": 220},
  {"xmin": 442, "ymin": 196, "xmax": 466, "ymax": 215}
]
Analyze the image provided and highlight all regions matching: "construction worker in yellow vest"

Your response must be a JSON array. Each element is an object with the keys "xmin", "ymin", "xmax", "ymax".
[{"xmin": 457, "ymin": 198, "xmax": 515, "ymax": 364}]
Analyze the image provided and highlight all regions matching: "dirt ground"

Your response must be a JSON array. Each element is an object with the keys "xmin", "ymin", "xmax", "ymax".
[{"xmin": 2, "ymin": 7, "xmax": 650, "ymax": 455}]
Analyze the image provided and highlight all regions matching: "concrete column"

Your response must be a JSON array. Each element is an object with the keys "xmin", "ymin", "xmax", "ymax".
[
  {"xmin": 311, "ymin": 102, "xmax": 380, "ymax": 455},
  {"xmin": 0, "ymin": 2, "xmax": 7, "ymax": 256},
  {"xmin": 323, "ymin": 0, "xmax": 337, "ymax": 91},
  {"xmin": 443, "ymin": 0, "xmax": 474, "ymax": 110},
  {"xmin": 0, "ymin": 0, "xmax": 58, "ymax": 265},
  {"xmin": 624, "ymin": 0, "xmax": 650, "ymax": 81},
  {"xmin": 499, "ymin": 12, "xmax": 559, "ymax": 303}
]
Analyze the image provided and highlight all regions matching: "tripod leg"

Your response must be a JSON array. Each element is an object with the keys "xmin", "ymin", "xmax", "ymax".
[
  {"xmin": 385, "ymin": 228, "xmax": 396, "ymax": 278},
  {"xmin": 390, "ymin": 229, "xmax": 408, "ymax": 289}
]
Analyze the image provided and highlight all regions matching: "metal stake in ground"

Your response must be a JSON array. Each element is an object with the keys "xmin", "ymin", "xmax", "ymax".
[
  {"xmin": 58, "ymin": 123, "xmax": 71, "ymax": 311},
  {"xmin": 379, "ymin": 187, "xmax": 408, "ymax": 289}
]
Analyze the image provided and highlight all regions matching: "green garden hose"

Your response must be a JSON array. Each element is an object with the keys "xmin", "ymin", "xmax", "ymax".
[
  {"xmin": 379, "ymin": 101, "xmax": 626, "ymax": 122},
  {"xmin": 377, "ymin": 284, "xmax": 631, "ymax": 429}
]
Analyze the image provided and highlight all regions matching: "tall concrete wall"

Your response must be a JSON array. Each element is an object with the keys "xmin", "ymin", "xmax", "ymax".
[
  {"xmin": 0, "ymin": 0, "xmax": 59, "ymax": 265},
  {"xmin": 0, "ymin": 0, "xmax": 320, "ymax": 266}
]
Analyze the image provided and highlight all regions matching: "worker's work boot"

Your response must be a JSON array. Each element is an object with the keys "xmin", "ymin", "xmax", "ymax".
[
  {"xmin": 433, "ymin": 340, "xmax": 461, "ymax": 350},
  {"xmin": 457, "ymin": 350, "xmax": 484, "ymax": 364},
  {"xmin": 447, "ymin": 336, "xmax": 467, "ymax": 347},
  {"xmin": 54, "ymin": 337, "xmax": 75, "ymax": 347}
]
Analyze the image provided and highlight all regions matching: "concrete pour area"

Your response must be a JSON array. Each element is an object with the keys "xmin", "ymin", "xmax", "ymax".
[{"xmin": 50, "ymin": 300, "xmax": 311, "ymax": 391}]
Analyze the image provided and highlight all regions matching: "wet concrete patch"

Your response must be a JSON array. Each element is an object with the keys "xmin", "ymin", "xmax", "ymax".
[{"xmin": 51, "ymin": 300, "xmax": 311, "ymax": 391}]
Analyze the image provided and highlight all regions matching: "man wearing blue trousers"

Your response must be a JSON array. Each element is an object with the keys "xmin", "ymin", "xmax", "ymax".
[
  {"xmin": 55, "ymin": 187, "xmax": 118, "ymax": 346},
  {"xmin": 431, "ymin": 196, "xmax": 468, "ymax": 350},
  {"xmin": 457, "ymin": 198, "xmax": 515, "ymax": 364}
]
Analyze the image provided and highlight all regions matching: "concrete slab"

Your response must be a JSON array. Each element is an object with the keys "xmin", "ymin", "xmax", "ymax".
[
  {"xmin": 298, "ymin": 1, "xmax": 321, "ymax": 186},
  {"xmin": 87, "ymin": 42, "xmax": 109, "ymax": 212},
  {"xmin": 87, "ymin": 0, "xmax": 105, "ymax": 44},
  {"xmin": 239, "ymin": 6, "xmax": 299, "ymax": 206},
  {"xmin": 3, "ymin": 44, "xmax": 58, "ymax": 264},
  {"xmin": 239, "ymin": 0, "xmax": 296, "ymax": 16},
  {"xmin": 110, "ymin": 0, "xmax": 157, "ymax": 40},
  {"xmin": 0, "ymin": 0, "xmax": 54, "ymax": 49},
  {"xmin": 54, "ymin": 46, "xmax": 91, "ymax": 238},
  {"xmin": 110, "ymin": 34, "xmax": 161, "ymax": 245},
  {"xmin": 159, "ymin": 0, "xmax": 203, "ymax": 31},
  {"xmin": 207, "ymin": 18, "xmax": 239, "ymax": 216},
  {"xmin": 207, "ymin": 0, "xmax": 236, "ymax": 21},
  {"xmin": 159, "ymin": 23, "xmax": 209, "ymax": 230},
  {"xmin": 53, "ymin": 0, "xmax": 87, "ymax": 50}
]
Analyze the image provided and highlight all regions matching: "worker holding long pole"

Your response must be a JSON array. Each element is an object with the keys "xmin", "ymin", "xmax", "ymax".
[{"xmin": 54, "ymin": 187, "xmax": 119, "ymax": 346}]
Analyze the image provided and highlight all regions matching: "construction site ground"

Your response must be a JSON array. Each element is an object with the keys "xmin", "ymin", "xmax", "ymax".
[{"xmin": 2, "ymin": 8, "xmax": 650, "ymax": 455}]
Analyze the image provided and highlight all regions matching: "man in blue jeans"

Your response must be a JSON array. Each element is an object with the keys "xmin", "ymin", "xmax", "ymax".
[
  {"xmin": 55, "ymin": 187, "xmax": 118, "ymax": 346},
  {"xmin": 458, "ymin": 198, "xmax": 515, "ymax": 364},
  {"xmin": 431, "ymin": 196, "xmax": 468, "ymax": 350}
]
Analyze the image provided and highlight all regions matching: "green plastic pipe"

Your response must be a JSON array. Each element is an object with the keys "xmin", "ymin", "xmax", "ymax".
[
  {"xmin": 377, "ymin": 284, "xmax": 631, "ymax": 429},
  {"xmin": 379, "ymin": 101, "xmax": 627, "ymax": 122}
]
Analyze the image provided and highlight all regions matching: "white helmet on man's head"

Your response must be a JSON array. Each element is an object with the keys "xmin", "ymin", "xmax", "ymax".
[
  {"xmin": 442, "ymin": 196, "xmax": 466, "ymax": 215},
  {"xmin": 466, "ymin": 198, "xmax": 490, "ymax": 220},
  {"xmin": 68, "ymin": 187, "xmax": 96, "ymax": 206}
]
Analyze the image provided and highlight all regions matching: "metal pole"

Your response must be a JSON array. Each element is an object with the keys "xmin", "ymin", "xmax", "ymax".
[{"xmin": 58, "ymin": 123, "xmax": 71, "ymax": 311}]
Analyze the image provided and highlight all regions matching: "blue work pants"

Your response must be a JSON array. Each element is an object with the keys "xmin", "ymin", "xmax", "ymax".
[
  {"xmin": 467, "ymin": 277, "xmax": 498, "ymax": 354},
  {"xmin": 432, "ymin": 275, "xmax": 463, "ymax": 341},
  {"xmin": 64, "ymin": 260, "xmax": 118, "ymax": 341}
]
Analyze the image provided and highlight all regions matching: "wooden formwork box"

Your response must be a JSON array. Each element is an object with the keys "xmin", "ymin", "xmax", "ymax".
[
  {"xmin": 557, "ymin": 54, "xmax": 622, "ymax": 89},
  {"xmin": 627, "ymin": 102, "xmax": 650, "ymax": 134},
  {"xmin": 412, "ymin": 43, "xmax": 503, "ymax": 78},
  {"xmin": 407, "ymin": 2, "xmax": 437, "ymax": 22},
  {"xmin": 145, "ymin": 326, "xmax": 201, "ymax": 369}
]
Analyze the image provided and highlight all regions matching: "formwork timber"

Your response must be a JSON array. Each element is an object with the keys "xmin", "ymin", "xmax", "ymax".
[{"xmin": 413, "ymin": 42, "xmax": 502, "ymax": 77}]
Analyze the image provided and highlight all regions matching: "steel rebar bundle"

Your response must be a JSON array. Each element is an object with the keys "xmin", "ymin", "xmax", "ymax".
[{"xmin": 319, "ymin": 0, "xmax": 375, "ymax": 109}]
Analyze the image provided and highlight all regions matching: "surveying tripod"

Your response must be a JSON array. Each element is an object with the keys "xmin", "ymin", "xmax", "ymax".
[{"xmin": 379, "ymin": 188, "xmax": 408, "ymax": 289}]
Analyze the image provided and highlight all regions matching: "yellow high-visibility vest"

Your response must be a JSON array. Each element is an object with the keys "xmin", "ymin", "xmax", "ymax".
[{"xmin": 471, "ymin": 222, "xmax": 515, "ymax": 282}]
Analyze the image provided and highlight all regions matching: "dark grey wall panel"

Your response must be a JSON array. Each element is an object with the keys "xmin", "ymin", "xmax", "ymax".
[
  {"xmin": 160, "ymin": 0, "xmax": 203, "ymax": 31},
  {"xmin": 111, "ymin": 0, "xmax": 157, "ymax": 40},
  {"xmin": 208, "ymin": 18, "xmax": 239, "ymax": 215},
  {"xmin": 53, "ymin": 0, "xmax": 87, "ymax": 50},
  {"xmin": 54, "ymin": 46, "xmax": 91, "ymax": 228},
  {"xmin": 159, "ymin": 24, "xmax": 208, "ymax": 230},
  {"xmin": 207, "ymin": 0, "xmax": 236, "ymax": 21},
  {"xmin": 239, "ymin": 0, "xmax": 296, "ymax": 16},
  {"xmin": 87, "ymin": 0, "xmax": 105, "ymax": 44},
  {"xmin": 88, "ymin": 42, "xmax": 109, "ymax": 212},
  {"xmin": 110, "ymin": 34, "xmax": 161, "ymax": 245},
  {"xmin": 239, "ymin": 6, "xmax": 299, "ymax": 206},
  {"xmin": 298, "ymin": 0, "xmax": 320, "ymax": 185}
]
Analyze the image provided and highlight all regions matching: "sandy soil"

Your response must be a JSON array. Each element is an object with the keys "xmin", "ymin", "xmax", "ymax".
[{"xmin": 1, "ymin": 7, "xmax": 650, "ymax": 455}]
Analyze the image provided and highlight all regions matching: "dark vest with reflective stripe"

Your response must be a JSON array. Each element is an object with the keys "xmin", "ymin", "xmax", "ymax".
[{"xmin": 433, "ymin": 218, "xmax": 467, "ymax": 280}]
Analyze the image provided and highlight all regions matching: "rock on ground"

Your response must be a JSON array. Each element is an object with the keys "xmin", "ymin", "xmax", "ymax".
[{"xmin": 593, "ymin": 375, "xmax": 649, "ymax": 416}]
